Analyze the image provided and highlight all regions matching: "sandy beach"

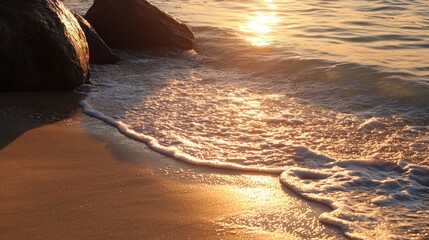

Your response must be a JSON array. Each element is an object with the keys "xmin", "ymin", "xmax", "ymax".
[
  {"xmin": 1, "ymin": 0, "xmax": 427, "ymax": 238},
  {"xmin": 0, "ymin": 93, "xmax": 346, "ymax": 239}
]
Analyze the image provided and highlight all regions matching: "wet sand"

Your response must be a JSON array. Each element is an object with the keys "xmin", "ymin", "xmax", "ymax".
[{"xmin": 0, "ymin": 93, "xmax": 345, "ymax": 239}]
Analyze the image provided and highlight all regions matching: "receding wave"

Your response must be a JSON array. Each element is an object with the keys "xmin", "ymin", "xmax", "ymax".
[
  {"xmin": 76, "ymin": 29, "xmax": 429, "ymax": 237},
  {"xmin": 67, "ymin": 0, "xmax": 429, "ymax": 239}
]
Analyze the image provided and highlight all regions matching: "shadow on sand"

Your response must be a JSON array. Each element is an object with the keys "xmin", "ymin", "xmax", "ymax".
[{"xmin": 0, "ymin": 92, "xmax": 83, "ymax": 150}]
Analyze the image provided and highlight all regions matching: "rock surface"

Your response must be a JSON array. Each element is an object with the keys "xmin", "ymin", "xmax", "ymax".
[
  {"xmin": 85, "ymin": 0, "xmax": 195, "ymax": 50},
  {"xmin": 0, "ymin": 0, "xmax": 90, "ymax": 91},
  {"xmin": 73, "ymin": 12, "xmax": 120, "ymax": 64}
]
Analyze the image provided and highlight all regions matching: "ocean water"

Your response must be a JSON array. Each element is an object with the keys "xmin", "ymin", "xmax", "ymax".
[{"xmin": 66, "ymin": 0, "xmax": 428, "ymax": 239}]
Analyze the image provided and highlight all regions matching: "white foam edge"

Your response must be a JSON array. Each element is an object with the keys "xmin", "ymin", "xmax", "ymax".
[
  {"xmin": 78, "ymin": 96, "xmax": 429, "ymax": 240},
  {"xmin": 279, "ymin": 169, "xmax": 336, "ymax": 208},
  {"xmin": 79, "ymin": 99, "xmax": 284, "ymax": 175},
  {"xmin": 77, "ymin": 97, "xmax": 369, "ymax": 239},
  {"xmin": 279, "ymin": 170, "xmax": 362, "ymax": 239}
]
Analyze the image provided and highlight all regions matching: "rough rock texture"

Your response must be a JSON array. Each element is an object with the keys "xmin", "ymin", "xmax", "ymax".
[
  {"xmin": 85, "ymin": 0, "xmax": 195, "ymax": 50},
  {"xmin": 73, "ymin": 12, "xmax": 120, "ymax": 64},
  {"xmin": 0, "ymin": 0, "xmax": 90, "ymax": 91}
]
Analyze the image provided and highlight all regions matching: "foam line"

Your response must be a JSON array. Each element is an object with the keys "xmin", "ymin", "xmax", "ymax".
[{"xmin": 79, "ymin": 100, "xmax": 285, "ymax": 175}]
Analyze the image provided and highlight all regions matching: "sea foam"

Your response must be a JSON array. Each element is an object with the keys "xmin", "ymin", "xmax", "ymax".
[{"xmin": 71, "ymin": 0, "xmax": 429, "ymax": 237}]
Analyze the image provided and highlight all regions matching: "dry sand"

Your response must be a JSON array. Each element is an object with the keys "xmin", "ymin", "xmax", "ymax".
[{"xmin": 0, "ymin": 92, "xmax": 345, "ymax": 239}]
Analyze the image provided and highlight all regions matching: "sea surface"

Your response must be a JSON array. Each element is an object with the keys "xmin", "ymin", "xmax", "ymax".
[{"xmin": 66, "ymin": 0, "xmax": 429, "ymax": 239}]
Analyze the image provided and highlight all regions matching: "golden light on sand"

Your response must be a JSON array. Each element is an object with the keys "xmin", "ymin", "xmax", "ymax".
[
  {"xmin": 233, "ymin": 176, "xmax": 274, "ymax": 201},
  {"xmin": 240, "ymin": 1, "xmax": 279, "ymax": 46},
  {"xmin": 228, "ymin": 175, "xmax": 283, "ymax": 205}
]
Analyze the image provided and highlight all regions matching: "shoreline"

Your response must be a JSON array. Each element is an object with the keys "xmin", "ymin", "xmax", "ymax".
[{"xmin": 0, "ymin": 93, "xmax": 345, "ymax": 239}]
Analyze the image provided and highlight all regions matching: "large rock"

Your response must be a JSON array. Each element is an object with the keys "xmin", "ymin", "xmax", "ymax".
[
  {"xmin": 85, "ymin": 0, "xmax": 195, "ymax": 50},
  {"xmin": 0, "ymin": 0, "xmax": 89, "ymax": 91},
  {"xmin": 73, "ymin": 12, "xmax": 120, "ymax": 64}
]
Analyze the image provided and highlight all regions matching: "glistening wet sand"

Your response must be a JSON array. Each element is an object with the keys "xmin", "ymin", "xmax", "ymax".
[{"xmin": 0, "ymin": 93, "xmax": 345, "ymax": 239}]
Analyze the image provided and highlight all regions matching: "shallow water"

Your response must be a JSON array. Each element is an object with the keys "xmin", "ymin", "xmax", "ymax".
[{"xmin": 66, "ymin": 0, "xmax": 428, "ymax": 239}]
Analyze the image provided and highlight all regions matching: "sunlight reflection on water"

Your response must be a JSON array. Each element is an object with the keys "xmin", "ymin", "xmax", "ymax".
[
  {"xmin": 64, "ymin": 1, "xmax": 429, "ymax": 239},
  {"xmin": 240, "ymin": 0, "xmax": 280, "ymax": 46},
  {"xmin": 154, "ymin": 0, "xmax": 429, "ymax": 77}
]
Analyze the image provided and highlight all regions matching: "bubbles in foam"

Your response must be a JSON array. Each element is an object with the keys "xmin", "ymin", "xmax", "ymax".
[
  {"xmin": 77, "ymin": 47, "xmax": 429, "ymax": 239},
  {"xmin": 74, "ymin": 19, "xmax": 429, "ymax": 240},
  {"xmin": 280, "ymin": 159, "xmax": 429, "ymax": 239}
]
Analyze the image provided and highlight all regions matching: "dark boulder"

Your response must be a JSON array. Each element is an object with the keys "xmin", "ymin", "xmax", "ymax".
[
  {"xmin": 85, "ymin": 0, "xmax": 195, "ymax": 50},
  {"xmin": 73, "ymin": 12, "xmax": 120, "ymax": 64},
  {"xmin": 0, "ymin": 0, "xmax": 90, "ymax": 91}
]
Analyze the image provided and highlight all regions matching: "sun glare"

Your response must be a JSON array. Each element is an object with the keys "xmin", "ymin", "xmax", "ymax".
[{"xmin": 240, "ymin": 1, "xmax": 279, "ymax": 46}]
